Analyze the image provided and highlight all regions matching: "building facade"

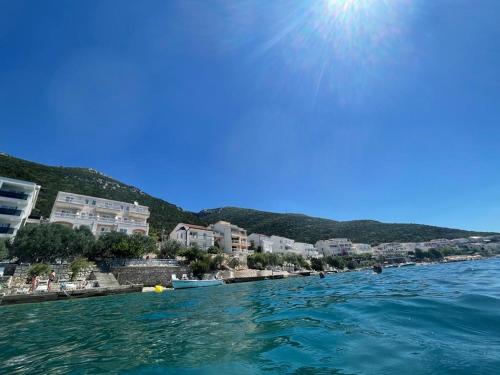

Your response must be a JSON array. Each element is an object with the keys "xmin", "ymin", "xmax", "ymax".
[
  {"xmin": 293, "ymin": 242, "xmax": 318, "ymax": 257},
  {"xmin": 49, "ymin": 191, "xmax": 150, "ymax": 236},
  {"xmin": 209, "ymin": 221, "xmax": 248, "ymax": 253},
  {"xmin": 315, "ymin": 238, "xmax": 353, "ymax": 256},
  {"xmin": 169, "ymin": 223, "xmax": 215, "ymax": 251},
  {"xmin": 373, "ymin": 243, "xmax": 406, "ymax": 257},
  {"xmin": 0, "ymin": 176, "xmax": 41, "ymax": 239},
  {"xmin": 270, "ymin": 235, "xmax": 295, "ymax": 253},
  {"xmin": 248, "ymin": 233, "xmax": 274, "ymax": 253},
  {"xmin": 351, "ymin": 243, "xmax": 373, "ymax": 255}
]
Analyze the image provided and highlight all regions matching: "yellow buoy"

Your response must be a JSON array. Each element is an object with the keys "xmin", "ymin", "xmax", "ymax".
[{"xmin": 154, "ymin": 285, "xmax": 165, "ymax": 293}]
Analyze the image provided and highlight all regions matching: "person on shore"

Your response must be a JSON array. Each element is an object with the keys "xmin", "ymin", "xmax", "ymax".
[
  {"xmin": 28, "ymin": 275, "xmax": 38, "ymax": 293},
  {"xmin": 47, "ymin": 270, "xmax": 56, "ymax": 292}
]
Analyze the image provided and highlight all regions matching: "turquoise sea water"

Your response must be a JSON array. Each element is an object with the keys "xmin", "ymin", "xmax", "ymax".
[{"xmin": 1, "ymin": 259, "xmax": 500, "ymax": 374}]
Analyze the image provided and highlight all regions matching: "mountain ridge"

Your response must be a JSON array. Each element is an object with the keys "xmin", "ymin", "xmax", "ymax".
[{"xmin": 0, "ymin": 153, "xmax": 496, "ymax": 244}]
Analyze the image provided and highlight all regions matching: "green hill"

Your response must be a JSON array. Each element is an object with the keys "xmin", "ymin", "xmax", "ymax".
[
  {"xmin": 197, "ymin": 207, "xmax": 497, "ymax": 245},
  {"xmin": 0, "ymin": 153, "xmax": 203, "ymax": 233},
  {"xmin": 1, "ymin": 153, "xmax": 496, "ymax": 244}
]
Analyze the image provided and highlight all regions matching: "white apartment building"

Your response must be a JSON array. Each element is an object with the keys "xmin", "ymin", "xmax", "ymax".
[
  {"xmin": 209, "ymin": 221, "xmax": 248, "ymax": 253},
  {"xmin": 49, "ymin": 191, "xmax": 150, "ymax": 236},
  {"xmin": 0, "ymin": 176, "xmax": 40, "ymax": 239},
  {"xmin": 351, "ymin": 243, "xmax": 373, "ymax": 255},
  {"xmin": 248, "ymin": 233, "xmax": 274, "ymax": 253},
  {"xmin": 373, "ymin": 243, "xmax": 406, "ymax": 257},
  {"xmin": 315, "ymin": 238, "xmax": 353, "ymax": 256},
  {"xmin": 169, "ymin": 223, "xmax": 215, "ymax": 251},
  {"xmin": 293, "ymin": 242, "xmax": 318, "ymax": 257},
  {"xmin": 270, "ymin": 235, "xmax": 295, "ymax": 253}
]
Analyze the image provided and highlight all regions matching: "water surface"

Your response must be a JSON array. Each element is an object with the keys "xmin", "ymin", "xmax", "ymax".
[{"xmin": 1, "ymin": 259, "xmax": 500, "ymax": 374}]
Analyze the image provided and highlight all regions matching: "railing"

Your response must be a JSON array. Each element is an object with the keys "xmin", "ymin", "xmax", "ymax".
[
  {"xmin": 57, "ymin": 196, "xmax": 149, "ymax": 214},
  {"xmin": 0, "ymin": 207, "xmax": 22, "ymax": 216},
  {"xmin": 52, "ymin": 212, "xmax": 148, "ymax": 227},
  {"xmin": 0, "ymin": 189, "xmax": 28, "ymax": 200}
]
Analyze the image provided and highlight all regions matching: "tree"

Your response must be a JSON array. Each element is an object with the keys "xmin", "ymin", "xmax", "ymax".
[
  {"xmin": 191, "ymin": 259, "xmax": 210, "ymax": 279},
  {"xmin": 207, "ymin": 246, "xmax": 222, "ymax": 254},
  {"xmin": 92, "ymin": 232, "xmax": 155, "ymax": 259},
  {"xmin": 159, "ymin": 240, "xmax": 183, "ymax": 259},
  {"xmin": 326, "ymin": 256, "xmax": 346, "ymax": 270},
  {"xmin": 27, "ymin": 263, "xmax": 50, "ymax": 278},
  {"xmin": 428, "ymin": 248, "xmax": 443, "ymax": 260},
  {"xmin": 414, "ymin": 248, "xmax": 426, "ymax": 260},
  {"xmin": 127, "ymin": 233, "xmax": 157, "ymax": 257},
  {"xmin": 9, "ymin": 223, "xmax": 95, "ymax": 262},
  {"xmin": 0, "ymin": 240, "xmax": 8, "ymax": 260},
  {"xmin": 310, "ymin": 257, "xmax": 324, "ymax": 271},
  {"xmin": 178, "ymin": 246, "xmax": 206, "ymax": 263},
  {"xmin": 209, "ymin": 254, "xmax": 225, "ymax": 271}
]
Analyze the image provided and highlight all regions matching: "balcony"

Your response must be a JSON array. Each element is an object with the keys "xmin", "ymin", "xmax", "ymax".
[
  {"xmin": 0, "ymin": 189, "xmax": 29, "ymax": 200},
  {"xmin": 0, "ymin": 207, "xmax": 22, "ymax": 216},
  {"xmin": 51, "ymin": 212, "xmax": 148, "ymax": 228}
]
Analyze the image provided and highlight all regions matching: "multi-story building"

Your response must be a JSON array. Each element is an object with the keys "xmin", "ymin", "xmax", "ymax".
[
  {"xmin": 315, "ymin": 238, "xmax": 353, "ymax": 256},
  {"xmin": 169, "ymin": 223, "xmax": 215, "ymax": 251},
  {"xmin": 373, "ymin": 243, "xmax": 406, "ymax": 257},
  {"xmin": 209, "ymin": 221, "xmax": 248, "ymax": 253},
  {"xmin": 351, "ymin": 243, "xmax": 373, "ymax": 255},
  {"xmin": 270, "ymin": 235, "xmax": 295, "ymax": 253},
  {"xmin": 49, "ymin": 191, "xmax": 149, "ymax": 236},
  {"xmin": 0, "ymin": 176, "xmax": 41, "ymax": 239},
  {"xmin": 293, "ymin": 242, "xmax": 318, "ymax": 257},
  {"xmin": 248, "ymin": 233, "xmax": 273, "ymax": 253}
]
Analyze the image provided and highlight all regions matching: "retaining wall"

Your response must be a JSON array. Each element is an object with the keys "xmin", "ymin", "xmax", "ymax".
[{"xmin": 111, "ymin": 265, "xmax": 190, "ymax": 287}]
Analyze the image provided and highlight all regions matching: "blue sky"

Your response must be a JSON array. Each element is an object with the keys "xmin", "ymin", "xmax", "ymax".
[{"xmin": 1, "ymin": 0, "xmax": 499, "ymax": 232}]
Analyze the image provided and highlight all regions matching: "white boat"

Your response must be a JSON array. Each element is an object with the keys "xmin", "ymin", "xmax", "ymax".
[{"xmin": 171, "ymin": 274, "xmax": 224, "ymax": 289}]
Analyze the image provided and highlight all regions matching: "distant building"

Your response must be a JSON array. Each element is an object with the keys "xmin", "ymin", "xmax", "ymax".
[
  {"xmin": 293, "ymin": 242, "xmax": 318, "ymax": 257},
  {"xmin": 49, "ymin": 191, "xmax": 149, "ymax": 236},
  {"xmin": 209, "ymin": 221, "xmax": 248, "ymax": 253},
  {"xmin": 169, "ymin": 223, "xmax": 215, "ymax": 251},
  {"xmin": 0, "ymin": 176, "xmax": 41, "ymax": 239},
  {"xmin": 315, "ymin": 238, "xmax": 353, "ymax": 256},
  {"xmin": 270, "ymin": 235, "xmax": 295, "ymax": 253},
  {"xmin": 248, "ymin": 233, "xmax": 273, "ymax": 253},
  {"xmin": 351, "ymin": 243, "xmax": 373, "ymax": 255},
  {"xmin": 373, "ymin": 243, "xmax": 406, "ymax": 257}
]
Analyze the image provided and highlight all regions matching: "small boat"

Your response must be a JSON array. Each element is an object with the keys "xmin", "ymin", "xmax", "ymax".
[
  {"xmin": 171, "ymin": 274, "xmax": 224, "ymax": 289},
  {"xmin": 319, "ymin": 272, "xmax": 325, "ymax": 279},
  {"xmin": 372, "ymin": 264, "xmax": 383, "ymax": 274}
]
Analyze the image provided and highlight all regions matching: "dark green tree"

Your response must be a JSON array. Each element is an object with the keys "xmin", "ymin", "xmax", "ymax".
[
  {"xmin": 310, "ymin": 257, "xmax": 324, "ymax": 271},
  {"xmin": 159, "ymin": 239, "xmax": 183, "ymax": 259},
  {"xmin": 9, "ymin": 223, "xmax": 95, "ymax": 262}
]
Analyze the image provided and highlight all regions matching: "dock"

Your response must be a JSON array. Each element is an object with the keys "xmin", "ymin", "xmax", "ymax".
[{"xmin": 0, "ymin": 285, "xmax": 142, "ymax": 306}]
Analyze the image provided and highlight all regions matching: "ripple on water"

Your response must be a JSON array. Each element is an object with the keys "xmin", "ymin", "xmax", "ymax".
[{"xmin": 1, "ymin": 259, "xmax": 500, "ymax": 374}]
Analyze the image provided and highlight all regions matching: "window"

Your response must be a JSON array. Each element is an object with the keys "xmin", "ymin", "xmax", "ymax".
[
  {"xmin": 85, "ymin": 199, "xmax": 89, "ymax": 204},
  {"xmin": 92, "ymin": 200, "xmax": 96, "ymax": 206},
  {"xmin": 119, "ymin": 229, "xmax": 127, "ymax": 234}
]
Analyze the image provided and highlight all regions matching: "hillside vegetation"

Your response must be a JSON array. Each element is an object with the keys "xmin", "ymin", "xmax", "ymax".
[
  {"xmin": 198, "ymin": 207, "xmax": 496, "ymax": 245},
  {"xmin": 1, "ymin": 153, "xmax": 496, "ymax": 244},
  {"xmin": 0, "ymin": 153, "xmax": 203, "ymax": 233}
]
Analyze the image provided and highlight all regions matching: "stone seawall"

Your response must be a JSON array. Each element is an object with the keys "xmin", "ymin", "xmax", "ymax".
[{"xmin": 111, "ymin": 266, "xmax": 190, "ymax": 287}]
